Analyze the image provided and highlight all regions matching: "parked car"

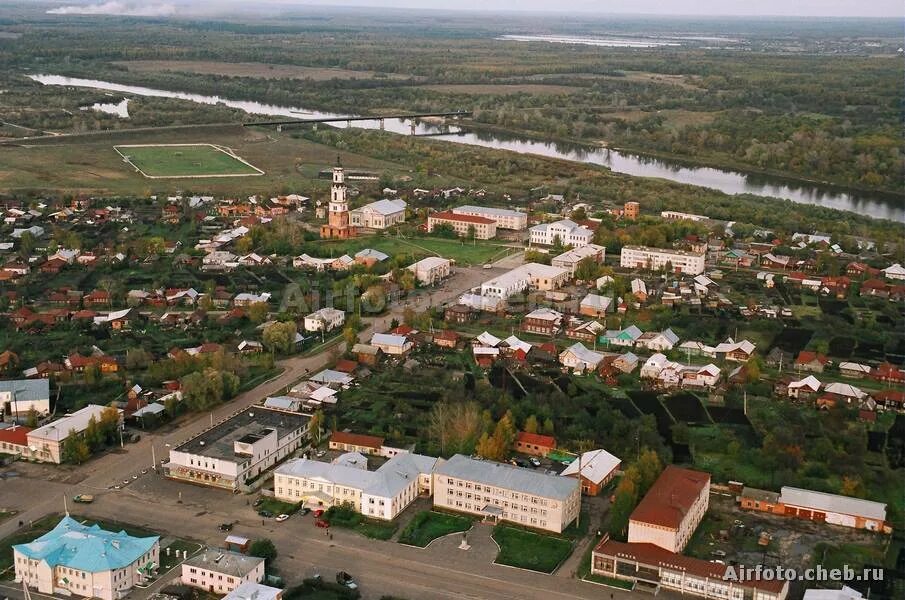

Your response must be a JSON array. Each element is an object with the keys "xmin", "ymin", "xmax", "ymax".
[
  {"xmin": 258, "ymin": 510, "xmax": 274, "ymax": 518},
  {"xmin": 314, "ymin": 519, "xmax": 330, "ymax": 528},
  {"xmin": 253, "ymin": 498, "xmax": 264, "ymax": 507},
  {"xmin": 72, "ymin": 494, "xmax": 94, "ymax": 504},
  {"xmin": 336, "ymin": 571, "xmax": 358, "ymax": 590},
  {"xmin": 218, "ymin": 523, "xmax": 233, "ymax": 532},
  {"xmin": 528, "ymin": 457, "xmax": 541, "ymax": 468},
  {"xmin": 314, "ymin": 509, "xmax": 324, "ymax": 518},
  {"xmin": 275, "ymin": 514, "xmax": 290, "ymax": 523},
  {"xmin": 315, "ymin": 450, "xmax": 326, "ymax": 458},
  {"xmin": 298, "ymin": 507, "xmax": 311, "ymax": 516}
]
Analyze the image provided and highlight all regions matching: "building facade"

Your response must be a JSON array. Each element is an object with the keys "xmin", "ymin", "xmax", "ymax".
[
  {"xmin": 349, "ymin": 199, "xmax": 407, "ymax": 229},
  {"xmin": 26, "ymin": 405, "xmax": 122, "ymax": 464},
  {"xmin": 529, "ymin": 219, "xmax": 594, "ymax": 247},
  {"xmin": 592, "ymin": 539, "xmax": 788, "ymax": 600},
  {"xmin": 181, "ymin": 549, "xmax": 265, "ymax": 594},
  {"xmin": 274, "ymin": 453, "xmax": 439, "ymax": 521},
  {"xmin": 303, "ymin": 308, "xmax": 346, "ymax": 333},
  {"xmin": 628, "ymin": 465, "xmax": 710, "ymax": 553},
  {"xmin": 452, "ymin": 205, "xmax": 527, "ymax": 230},
  {"xmin": 407, "ymin": 257, "xmax": 452, "ymax": 285},
  {"xmin": 14, "ymin": 516, "xmax": 159, "ymax": 600},
  {"xmin": 551, "ymin": 244, "xmax": 605, "ymax": 276},
  {"xmin": 433, "ymin": 454, "xmax": 580, "ymax": 533},
  {"xmin": 427, "ymin": 211, "xmax": 497, "ymax": 239},
  {"xmin": 620, "ymin": 246, "xmax": 706, "ymax": 276},
  {"xmin": 166, "ymin": 408, "xmax": 311, "ymax": 491}
]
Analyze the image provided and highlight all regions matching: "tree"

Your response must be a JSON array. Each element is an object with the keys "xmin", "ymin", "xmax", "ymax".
[
  {"xmin": 574, "ymin": 257, "xmax": 601, "ymax": 282},
  {"xmin": 263, "ymin": 321, "xmax": 297, "ymax": 354},
  {"xmin": 523, "ymin": 415, "xmax": 539, "ymax": 434},
  {"xmin": 542, "ymin": 418, "xmax": 555, "ymax": 436},
  {"xmin": 99, "ymin": 406, "xmax": 122, "ymax": 445},
  {"xmin": 125, "ymin": 348, "xmax": 153, "ymax": 370},
  {"xmin": 309, "ymin": 410, "xmax": 325, "ymax": 445},
  {"xmin": 234, "ymin": 236, "xmax": 253, "ymax": 255},
  {"xmin": 247, "ymin": 301, "xmax": 269, "ymax": 324},
  {"xmin": 342, "ymin": 325, "xmax": 358, "ymax": 348},
  {"xmin": 249, "ymin": 538, "xmax": 278, "ymax": 566},
  {"xmin": 83, "ymin": 415, "xmax": 104, "ymax": 451},
  {"xmin": 25, "ymin": 407, "xmax": 39, "ymax": 428},
  {"xmin": 61, "ymin": 430, "xmax": 91, "ymax": 465}
]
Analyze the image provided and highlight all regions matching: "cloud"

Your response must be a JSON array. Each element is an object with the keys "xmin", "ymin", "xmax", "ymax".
[{"xmin": 47, "ymin": 2, "xmax": 177, "ymax": 17}]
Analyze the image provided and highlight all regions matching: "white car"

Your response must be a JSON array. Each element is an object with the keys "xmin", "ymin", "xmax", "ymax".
[
  {"xmin": 528, "ymin": 457, "xmax": 542, "ymax": 468},
  {"xmin": 275, "ymin": 514, "xmax": 290, "ymax": 522},
  {"xmin": 315, "ymin": 450, "xmax": 326, "ymax": 458}
]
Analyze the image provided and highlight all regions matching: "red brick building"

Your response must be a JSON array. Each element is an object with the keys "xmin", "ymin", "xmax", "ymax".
[{"xmin": 513, "ymin": 431, "xmax": 556, "ymax": 457}]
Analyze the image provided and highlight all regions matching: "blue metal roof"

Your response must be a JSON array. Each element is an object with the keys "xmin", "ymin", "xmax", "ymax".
[{"xmin": 13, "ymin": 516, "xmax": 158, "ymax": 572}]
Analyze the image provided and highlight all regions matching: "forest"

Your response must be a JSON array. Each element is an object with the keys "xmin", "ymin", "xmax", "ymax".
[{"xmin": 0, "ymin": 7, "xmax": 902, "ymax": 193}]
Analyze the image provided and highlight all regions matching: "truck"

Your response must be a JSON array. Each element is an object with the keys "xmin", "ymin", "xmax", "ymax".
[{"xmin": 72, "ymin": 494, "xmax": 94, "ymax": 504}]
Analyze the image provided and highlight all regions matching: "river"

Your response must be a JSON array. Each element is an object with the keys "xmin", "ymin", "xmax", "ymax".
[{"xmin": 27, "ymin": 74, "xmax": 904, "ymax": 222}]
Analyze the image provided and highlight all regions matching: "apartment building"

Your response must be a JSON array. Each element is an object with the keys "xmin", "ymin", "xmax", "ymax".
[
  {"xmin": 274, "ymin": 452, "xmax": 439, "ymax": 520},
  {"xmin": 628, "ymin": 465, "xmax": 710, "ymax": 553},
  {"xmin": 433, "ymin": 454, "xmax": 580, "ymax": 533},
  {"xmin": 427, "ymin": 211, "xmax": 497, "ymax": 239},
  {"xmin": 623, "ymin": 201, "xmax": 640, "ymax": 220},
  {"xmin": 166, "ymin": 408, "xmax": 311, "ymax": 491},
  {"xmin": 407, "ymin": 256, "xmax": 452, "ymax": 285},
  {"xmin": 551, "ymin": 244, "xmax": 605, "ymax": 276},
  {"xmin": 303, "ymin": 308, "xmax": 346, "ymax": 333},
  {"xmin": 620, "ymin": 246, "xmax": 706, "ymax": 276},
  {"xmin": 181, "ymin": 549, "xmax": 264, "ymax": 594},
  {"xmin": 14, "ymin": 516, "xmax": 159, "ymax": 600},
  {"xmin": 661, "ymin": 210, "xmax": 708, "ymax": 222},
  {"xmin": 452, "ymin": 205, "xmax": 527, "ymax": 230},
  {"xmin": 26, "ymin": 404, "xmax": 123, "ymax": 464},
  {"xmin": 529, "ymin": 219, "xmax": 594, "ymax": 248}
]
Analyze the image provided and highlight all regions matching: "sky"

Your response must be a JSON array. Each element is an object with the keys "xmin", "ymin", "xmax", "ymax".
[
  {"xmin": 37, "ymin": 0, "xmax": 904, "ymax": 18},
  {"xmin": 264, "ymin": 0, "xmax": 903, "ymax": 17}
]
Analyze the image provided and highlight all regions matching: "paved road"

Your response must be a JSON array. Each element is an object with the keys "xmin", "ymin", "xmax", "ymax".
[{"xmin": 0, "ymin": 470, "xmax": 626, "ymax": 600}]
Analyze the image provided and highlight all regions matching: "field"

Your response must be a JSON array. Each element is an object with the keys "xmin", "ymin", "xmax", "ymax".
[
  {"xmin": 0, "ymin": 125, "xmax": 409, "ymax": 196},
  {"xmin": 114, "ymin": 143, "xmax": 264, "ymax": 178},
  {"xmin": 115, "ymin": 60, "xmax": 416, "ymax": 81},
  {"xmin": 320, "ymin": 236, "xmax": 515, "ymax": 267},
  {"xmin": 418, "ymin": 84, "xmax": 580, "ymax": 95}
]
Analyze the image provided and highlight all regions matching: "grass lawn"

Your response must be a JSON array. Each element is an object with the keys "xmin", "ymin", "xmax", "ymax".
[
  {"xmin": 159, "ymin": 539, "xmax": 204, "ymax": 571},
  {"xmin": 258, "ymin": 497, "xmax": 302, "ymax": 516},
  {"xmin": 323, "ymin": 505, "xmax": 397, "ymax": 540},
  {"xmin": 492, "ymin": 525, "xmax": 573, "ymax": 573},
  {"xmin": 114, "ymin": 144, "xmax": 263, "ymax": 177},
  {"xmin": 320, "ymin": 235, "xmax": 514, "ymax": 267},
  {"xmin": 397, "ymin": 511, "xmax": 472, "ymax": 547},
  {"xmin": 815, "ymin": 541, "xmax": 887, "ymax": 572},
  {"xmin": 585, "ymin": 574, "xmax": 635, "ymax": 590},
  {"xmin": 0, "ymin": 509, "xmax": 17, "ymax": 524},
  {"xmin": 0, "ymin": 514, "xmax": 60, "ymax": 577}
]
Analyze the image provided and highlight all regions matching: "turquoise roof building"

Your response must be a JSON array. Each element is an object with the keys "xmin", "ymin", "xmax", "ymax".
[{"xmin": 14, "ymin": 516, "xmax": 159, "ymax": 573}]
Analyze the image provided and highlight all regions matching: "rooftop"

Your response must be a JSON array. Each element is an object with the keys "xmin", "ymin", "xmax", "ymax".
[
  {"xmin": 174, "ymin": 407, "xmax": 310, "ymax": 461},
  {"xmin": 13, "ymin": 516, "xmax": 158, "ymax": 573},
  {"xmin": 453, "ymin": 205, "xmax": 523, "ymax": 218},
  {"xmin": 630, "ymin": 465, "xmax": 710, "ymax": 530},
  {"xmin": 0, "ymin": 378, "xmax": 49, "ymax": 403},
  {"xmin": 223, "ymin": 582, "xmax": 282, "ymax": 600},
  {"xmin": 30, "ymin": 405, "xmax": 119, "ymax": 442},
  {"xmin": 436, "ymin": 454, "xmax": 576, "ymax": 501},
  {"xmin": 183, "ymin": 548, "xmax": 264, "ymax": 578},
  {"xmin": 561, "ymin": 448, "xmax": 621, "ymax": 485},
  {"xmin": 779, "ymin": 487, "xmax": 886, "ymax": 521},
  {"xmin": 622, "ymin": 245, "xmax": 705, "ymax": 258},
  {"xmin": 331, "ymin": 431, "xmax": 383, "ymax": 449}
]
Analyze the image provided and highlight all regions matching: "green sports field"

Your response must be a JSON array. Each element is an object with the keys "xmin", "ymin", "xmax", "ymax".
[{"xmin": 114, "ymin": 144, "xmax": 263, "ymax": 178}]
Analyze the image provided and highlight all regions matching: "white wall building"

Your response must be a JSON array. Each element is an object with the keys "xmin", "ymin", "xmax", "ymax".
[
  {"xmin": 529, "ymin": 219, "xmax": 594, "ymax": 247},
  {"xmin": 14, "ymin": 516, "xmax": 159, "ymax": 600},
  {"xmin": 181, "ymin": 549, "xmax": 265, "ymax": 594},
  {"xmin": 274, "ymin": 453, "xmax": 439, "ymax": 520},
  {"xmin": 433, "ymin": 454, "xmax": 580, "ymax": 533},
  {"xmin": 407, "ymin": 256, "xmax": 451, "ymax": 285},
  {"xmin": 620, "ymin": 245, "xmax": 706, "ymax": 276},
  {"xmin": 452, "ymin": 205, "xmax": 527, "ymax": 230},
  {"xmin": 0, "ymin": 379, "xmax": 50, "ymax": 417},
  {"xmin": 551, "ymin": 244, "xmax": 605, "ymax": 276},
  {"xmin": 166, "ymin": 408, "xmax": 310, "ymax": 491},
  {"xmin": 26, "ymin": 405, "xmax": 122, "ymax": 464},
  {"xmin": 303, "ymin": 308, "xmax": 346, "ymax": 333},
  {"xmin": 349, "ymin": 199, "xmax": 407, "ymax": 229}
]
